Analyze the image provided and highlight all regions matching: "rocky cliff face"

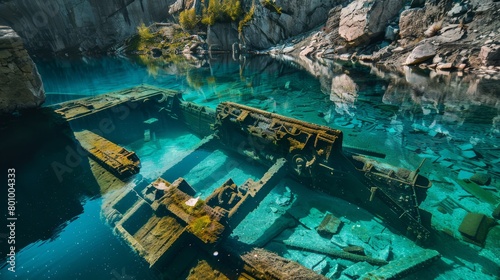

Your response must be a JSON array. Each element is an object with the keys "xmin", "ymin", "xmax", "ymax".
[
  {"xmin": 266, "ymin": 0, "xmax": 500, "ymax": 78},
  {"xmin": 0, "ymin": 0, "xmax": 175, "ymax": 54},
  {"xmin": 0, "ymin": 26, "xmax": 45, "ymax": 114},
  {"xmin": 207, "ymin": 0, "xmax": 344, "ymax": 51}
]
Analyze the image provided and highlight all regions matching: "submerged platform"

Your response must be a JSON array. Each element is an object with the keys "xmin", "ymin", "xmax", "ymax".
[
  {"xmin": 74, "ymin": 130, "xmax": 140, "ymax": 179},
  {"xmin": 52, "ymin": 85, "xmax": 181, "ymax": 121}
]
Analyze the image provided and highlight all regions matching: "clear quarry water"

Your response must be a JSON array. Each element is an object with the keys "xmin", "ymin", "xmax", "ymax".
[{"xmin": 1, "ymin": 54, "xmax": 499, "ymax": 279}]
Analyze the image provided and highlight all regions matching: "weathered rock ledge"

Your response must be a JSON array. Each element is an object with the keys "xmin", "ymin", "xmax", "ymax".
[{"xmin": 0, "ymin": 26, "xmax": 45, "ymax": 114}]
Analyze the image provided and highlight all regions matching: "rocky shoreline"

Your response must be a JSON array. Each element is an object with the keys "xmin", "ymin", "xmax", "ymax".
[{"xmin": 259, "ymin": 0, "xmax": 500, "ymax": 79}]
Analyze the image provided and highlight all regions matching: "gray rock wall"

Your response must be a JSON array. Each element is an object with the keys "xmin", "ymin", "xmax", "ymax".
[
  {"xmin": 0, "ymin": 0, "xmax": 175, "ymax": 54},
  {"xmin": 241, "ymin": 0, "xmax": 344, "ymax": 50},
  {"xmin": 0, "ymin": 26, "xmax": 45, "ymax": 114},
  {"xmin": 207, "ymin": 23, "xmax": 240, "ymax": 52}
]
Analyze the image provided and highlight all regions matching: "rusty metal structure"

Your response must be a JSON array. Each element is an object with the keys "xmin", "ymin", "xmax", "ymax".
[
  {"xmin": 53, "ymin": 85, "xmax": 439, "ymax": 279},
  {"xmin": 53, "ymin": 85, "xmax": 181, "ymax": 121},
  {"xmin": 214, "ymin": 102, "xmax": 432, "ymax": 241},
  {"xmin": 74, "ymin": 130, "xmax": 140, "ymax": 179},
  {"xmin": 103, "ymin": 152, "xmax": 289, "ymax": 268}
]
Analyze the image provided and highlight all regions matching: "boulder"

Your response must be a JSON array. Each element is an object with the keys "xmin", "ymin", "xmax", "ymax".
[
  {"xmin": 399, "ymin": 8, "xmax": 426, "ymax": 39},
  {"xmin": 479, "ymin": 45, "xmax": 500, "ymax": 66},
  {"xmin": 459, "ymin": 213, "xmax": 496, "ymax": 246},
  {"xmin": 0, "ymin": 26, "xmax": 45, "ymax": 114},
  {"xmin": 339, "ymin": 0, "xmax": 404, "ymax": 46},
  {"xmin": 299, "ymin": 46, "xmax": 315, "ymax": 57},
  {"xmin": 169, "ymin": 0, "xmax": 198, "ymax": 15},
  {"xmin": 434, "ymin": 26, "xmax": 464, "ymax": 43},
  {"xmin": 405, "ymin": 43, "xmax": 437, "ymax": 65},
  {"xmin": 169, "ymin": 0, "xmax": 185, "ymax": 14}
]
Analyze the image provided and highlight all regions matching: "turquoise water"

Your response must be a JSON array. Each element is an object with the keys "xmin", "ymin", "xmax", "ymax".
[{"xmin": 1, "ymin": 54, "xmax": 499, "ymax": 279}]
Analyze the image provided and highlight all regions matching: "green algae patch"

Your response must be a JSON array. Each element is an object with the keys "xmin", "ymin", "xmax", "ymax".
[{"xmin": 187, "ymin": 215, "xmax": 225, "ymax": 244}]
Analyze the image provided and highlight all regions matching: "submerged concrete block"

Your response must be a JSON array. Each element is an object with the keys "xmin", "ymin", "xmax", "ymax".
[{"xmin": 459, "ymin": 213, "xmax": 496, "ymax": 246}]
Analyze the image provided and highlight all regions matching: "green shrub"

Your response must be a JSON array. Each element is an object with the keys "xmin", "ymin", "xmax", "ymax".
[
  {"xmin": 223, "ymin": 0, "xmax": 242, "ymax": 21},
  {"xmin": 201, "ymin": 0, "xmax": 242, "ymax": 25},
  {"xmin": 137, "ymin": 23, "xmax": 154, "ymax": 41},
  {"xmin": 179, "ymin": 8, "xmax": 199, "ymax": 30}
]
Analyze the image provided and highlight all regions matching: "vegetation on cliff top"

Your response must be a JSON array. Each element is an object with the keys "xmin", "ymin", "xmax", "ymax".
[
  {"xmin": 179, "ymin": 8, "xmax": 199, "ymax": 31},
  {"xmin": 201, "ymin": 0, "xmax": 242, "ymax": 25},
  {"xmin": 179, "ymin": 0, "xmax": 244, "ymax": 30}
]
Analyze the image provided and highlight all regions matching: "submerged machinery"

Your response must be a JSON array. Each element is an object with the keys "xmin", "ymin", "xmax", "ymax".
[
  {"xmin": 53, "ymin": 85, "xmax": 440, "ymax": 279},
  {"xmin": 214, "ymin": 102, "xmax": 433, "ymax": 241}
]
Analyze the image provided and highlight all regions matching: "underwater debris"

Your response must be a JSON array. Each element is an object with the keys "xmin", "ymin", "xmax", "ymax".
[
  {"xmin": 53, "ymin": 85, "xmax": 181, "ymax": 121},
  {"xmin": 364, "ymin": 249, "xmax": 441, "ymax": 279},
  {"xmin": 74, "ymin": 130, "xmax": 140, "ymax": 179},
  {"xmin": 279, "ymin": 238, "xmax": 388, "ymax": 266},
  {"xmin": 458, "ymin": 213, "xmax": 496, "ymax": 246},
  {"xmin": 104, "ymin": 155, "xmax": 324, "ymax": 277},
  {"xmin": 240, "ymin": 248, "xmax": 329, "ymax": 280},
  {"xmin": 56, "ymin": 86, "xmax": 435, "ymax": 241},
  {"xmin": 187, "ymin": 260, "xmax": 229, "ymax": 280},
  {"xmin": 215, "ymin": 102, "xmax": 433, "ymax": 242},
  {"xmin": 316, "ymin": 213, "xmax": 343, "ymax": 237},
  {"xmin": 55, "ymin": 85, "xmax": 443, "ymax": 278},
  {"xmin": 112, "ymin": 176, "xmax": 227, "ymax": 267},
  {"xmin": 455, "ymin": 178, "xmax": 498, "ymax": 205}
]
